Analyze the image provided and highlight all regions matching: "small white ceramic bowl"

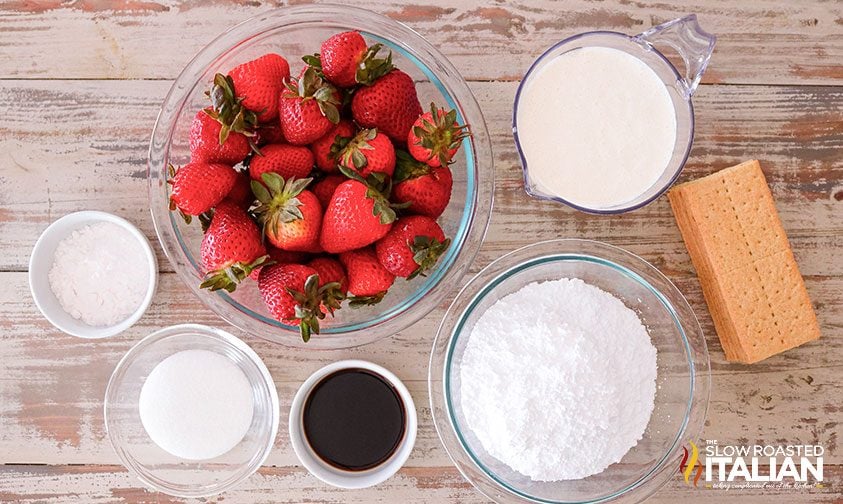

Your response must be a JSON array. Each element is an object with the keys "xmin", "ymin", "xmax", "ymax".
[
  {"xmin": 29, "ymin": 211, "xmax": 158, "ymax": 338},
  {"xmin": 289, "ymin": 360, "xmax": 417, "ymax": 489}
]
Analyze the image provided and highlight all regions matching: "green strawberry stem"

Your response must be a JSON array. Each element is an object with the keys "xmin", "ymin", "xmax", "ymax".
[
  {"xmin": 338, "ymin": 128, "xmax": 377, "ymax": 171},
  {"xmin": 301, "ymin": 53, "xmax": 324, "ymax": 78},
  {"xmin": 355, "ymin": 44, "xmax": 394, "ymax": 85},
  {"xmin": 348, "ymin": 291, "xmax": 387, "ymax": 308},
  {"xmin": 286, "ymin": 274, "xmax": 343, "ymax": 342},
  {"xmin": 204, "ymin": 73, "xmax": 259, "ymax": 143},
  {"xmin": 394, "ymin": 149, "xmax": 432, "ymax": 182},
  {"xmin": 337, "ymin": 166, "xmax": 405, "ymax": 225},
  {"xmin": 413, "ymin": 102, "xmax": 471, "ymax": 166},
  {"xmin": 251, "ymin": 173, "xmax": 313, "ymax": 241},
  {"xmin": 283, "ymin": 67, "xmax": 341, "ymax": 124},
  {"xmin": 408, "ymin": 236, "xmax": 451, "ymax": 280},
  {"xmin": 200, "ymin": 255, "xmax": 271, "ymax": 292}
]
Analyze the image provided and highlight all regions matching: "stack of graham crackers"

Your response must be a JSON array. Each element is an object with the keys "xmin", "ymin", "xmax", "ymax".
[{"xmin": 668, "ymin": 160, "xmax": 821, "ymax": 364}]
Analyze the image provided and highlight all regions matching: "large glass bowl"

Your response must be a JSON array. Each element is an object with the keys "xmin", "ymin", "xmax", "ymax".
[
  {"xmin": 429, "ymin": 239, "xmax": 710, "ymax": 503},
  {"xmin": 148, "ymin": 5, "xmax": 493, "ymax": 349}
]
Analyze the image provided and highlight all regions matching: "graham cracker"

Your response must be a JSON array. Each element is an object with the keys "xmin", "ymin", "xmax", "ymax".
[{"xmin": 668, "ymin": 160, "xmax": 820, "ymax": 364}]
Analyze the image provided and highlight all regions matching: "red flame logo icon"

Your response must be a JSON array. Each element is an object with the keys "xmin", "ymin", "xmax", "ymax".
[{"xmin": 679, "ymin": 440, "xmax": 703, "ymax": 486}]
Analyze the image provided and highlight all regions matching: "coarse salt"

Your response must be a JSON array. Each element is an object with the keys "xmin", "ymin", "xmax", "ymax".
[
  {"xmin": 459, "ymin": 278, "xmax": 657, "ymax": 481},
  {"xmin": 48, "ymin": 222, "xmax": 149, "ymax": 326}
]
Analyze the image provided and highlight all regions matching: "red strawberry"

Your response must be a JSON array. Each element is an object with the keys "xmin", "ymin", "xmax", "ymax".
[
  {"xmin": 375, "ymin": 215, "xmax": 450, "ymax": 278},
  {"xmin": 318, "ymin": 31, "xmax": 394, "ymax": 88},
  {"xmin": 311, "ymin": 175, "xmax": 345, "ymax": 208},
  {"xmin": 279, "ymin": 67, "xmax": 341, "ymax": 145},
  {"xmin": 337, "ymin": 128, "xmax": 395, "ymax": 178},
  {"xmin": 310, "ymin": 119, "xmax": 356, "ymax": 173},
  {"xmin": 258, "ymin": 263, "xmax": 333, "ymax": 342},
  {"xmin": 252, "ymin": 173, "xmax": 322, "ymax": 252},
  {"xmin": 408, "ymin": 103, "xmax": 470, "ymax": 167},
  {"xmin": 168, "ymin": 161, "xmax": 237, "ymax": 216},
  {"xmin": 200, "ymin": 200, "xmax": 268, "ymax": 292},
  {"xmin": 392, "ymin": 149, "xmax": 453, "ymax": 218},
  {"xmin": 351, "ymin": 69, "xmax": 422, "ymax": 142},
  {"xmin": 308, "ymin": 257, "xmax": 348, "ymax": 293},
  {"xmin": 339, "ymin": 247, "xmax": 395, "ymax": 303},
  {"xmin": 248, "ymin": 143, "xmax": 314, "ymax": 182},
  {"xmin": 256, "ymin": 124, "xmax": 286, "ymax": 146},
  {"xmin": 190, "ymin": 109, "xmax": 252, "ymax": 164},
  {"xmin": 319, "ymin": 178, "xmax": 397, "ymax": 253},
  {"xmin": 227, "ymin": 170, "xmax": 254, "ymax": 210},
  {"xmin": 227, "ymin": 53, "xmax": 290, "ymax": 123}
]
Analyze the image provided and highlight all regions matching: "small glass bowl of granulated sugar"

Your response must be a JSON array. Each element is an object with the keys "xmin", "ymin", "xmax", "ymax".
[
  {"xmin": 29, "ymin": 211, "xmax": 158, "ymax": 338},
  {"xmin": 430, "ymin": 239, "xmax": 711, "ymax": 504}
]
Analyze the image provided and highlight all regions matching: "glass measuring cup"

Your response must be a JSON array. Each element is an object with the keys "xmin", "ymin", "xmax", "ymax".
[{"xmin": 512, "ymin": 14, "xmax": 716, "ymax": 214}]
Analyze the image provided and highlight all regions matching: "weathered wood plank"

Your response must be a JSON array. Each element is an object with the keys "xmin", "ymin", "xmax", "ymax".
[
  {"xmin": 1, "ymin": 80, "xmax": 841, "ymax": 272},
  {"xmin": 0, "ymin": 0, "xmax": 841, "ymax": 85},
  {"xmin": 0, "ymin": 271, "xmax": 840, "ymax": 464},
  {"xmin": 0, "ymin": 464, "xmax": 841, "ymax": 503}
]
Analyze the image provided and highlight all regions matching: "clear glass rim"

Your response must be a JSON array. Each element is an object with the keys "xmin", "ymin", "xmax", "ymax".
[
  {"xmin": 511, "ymin": 32, "xmax": 695, "ymax": 215},
  {"xmin": 429, "ymin": 239, "xmax": 711, "ymax": 503},
  {"xmin": 148, "ymin": 4, "xmax": 494, "ymax": 348},
  {"xmin": 103, "ymin": 324, "xmax": 280, "ymax": 498}
]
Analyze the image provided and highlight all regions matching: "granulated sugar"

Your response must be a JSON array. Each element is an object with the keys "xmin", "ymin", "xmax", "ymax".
[
  {"xmin": 48, "ymin": 222, "xmax": 149, "ymax": 326},
  {"xmin": 139, "ymin": 349, "xmax": 254, "ymax": 460},
  {"xmin": 459, "ymin": 277, "xmax": 657, "ymax": 481}
]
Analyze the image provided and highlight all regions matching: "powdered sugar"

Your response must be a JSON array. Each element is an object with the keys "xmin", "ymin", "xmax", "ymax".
[
  {"xmin": 48, "ymin": 222, "xmax": 150, "ymax": 326},
  {"xmin": 459, "ymin": 277, "xmax": 657, "ymax": 481}
]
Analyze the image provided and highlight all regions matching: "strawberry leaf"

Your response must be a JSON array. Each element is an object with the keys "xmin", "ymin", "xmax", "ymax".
[
  {"xmin": 348, "ymin": 291, "xmax": 387, "ymax": 307},
  {"xmin": 394, "ymin": 149, "xmax": 433, "ymax": 182},
  {"xmin": 251, "ymin": 180, "xmax": 272, "ymax": 203}
]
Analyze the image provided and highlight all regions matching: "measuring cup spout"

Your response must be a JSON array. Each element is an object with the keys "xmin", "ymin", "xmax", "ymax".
[{"xmin": 634, "ymin": 14, "xmax": 716, "ymax": 97}]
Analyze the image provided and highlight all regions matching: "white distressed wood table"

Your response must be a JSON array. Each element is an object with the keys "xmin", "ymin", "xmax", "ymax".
[{"xmin": 1, "ymin": 1, "xmax": 841, "ymax": 502}]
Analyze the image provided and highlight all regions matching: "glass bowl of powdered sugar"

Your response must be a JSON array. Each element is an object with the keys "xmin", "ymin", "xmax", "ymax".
[{"xmin": 429, "ymin": 239, "xmax": 710, "ymax": 503}]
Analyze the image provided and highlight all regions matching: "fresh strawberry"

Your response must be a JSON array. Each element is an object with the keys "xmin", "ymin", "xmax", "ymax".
[
  {"xmin": 227, "ymin": 170, "xmax": 254, "ymax": 210},
  {"xmin": 311, "ymin": 175, "xmax": 345, "ymax": 208},
  {"xmin": 279, "ymin": 67, "xmax": 341, "ymax": 145},
  {"xmin": 190, "ymin": 108, "xmax": 252, "ymax": 164},
  {"xmin": 339, "ymin": 247, "xmax": 395, "ymax": 303},
  {"xmin": 307, "ymin": 256, "xmax": 347, "ymax": 313},
  {"xmin": 319, "ymin": 176, "xmax": 398, "ymax": 253},
  {"xmin": 252, "ymin": 173, "xmax": 322, "ymax": 252},
  {"xmin": 227, "ymin": 53, "xmax": 290, "ymax": 123},
  {"xmin": 316, "ymin": 31, "xmax": 394, "ymax": 88},
  {"xmin": 408, "ymin": 103, "xmax": 470, "ymax": 167},
  {"xmin": 203, "ymin": 75, "xmax": 259, "ymax": 145},
  {"xmin": 248, "ymin": 143, "xmax": 314, "ymax": 182},
  {"xmin": 351, "ymin": 69, "xmax": 422, "ymax": 142},
  {"xmin": 256, "ymin": 124, "xmax": 286, "ymax": 146},
  {"xmin": 310, "ymin": 119, "xmax": 355, "ymax": 173},
  {"xmin": 337, "ymin": 128, "xmax": 395, "ymax": 178},
  {"xmin": 168, "ymin": 161, "xmax": 237, "ymax": 216},
  {"xmin": 258, "ymin": 263, "xmax": 338, "ymax": 341},
  {"xmin": 375, "ymin": 215, "xmax": 450, "ymax": 278},
  {"xmin": 392, "ymin": 149, "xmax": 453, "ymax": 218},
  {"xmin": 308, "ymin": 257, "xmax": 348, "ymax": 293},
  {"xmin": 200, "ymin": 200, "xmax": 268, "ymax": 292}
]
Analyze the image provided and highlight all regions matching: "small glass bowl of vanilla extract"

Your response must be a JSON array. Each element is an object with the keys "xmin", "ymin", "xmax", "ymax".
[{"xmin": 289, "ymin": 360, "xmax": 417, "ymax": 488}]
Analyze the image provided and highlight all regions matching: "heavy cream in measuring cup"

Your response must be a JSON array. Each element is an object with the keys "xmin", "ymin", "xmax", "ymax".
[{"xmin": 516, "ymin": 46, "xmax": 677, "ymax": 209}]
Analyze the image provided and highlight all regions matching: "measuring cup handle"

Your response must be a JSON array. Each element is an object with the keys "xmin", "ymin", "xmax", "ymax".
[{"xmin": 634, "ymin": 14, "xmax": 716, "ymax": 96}]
